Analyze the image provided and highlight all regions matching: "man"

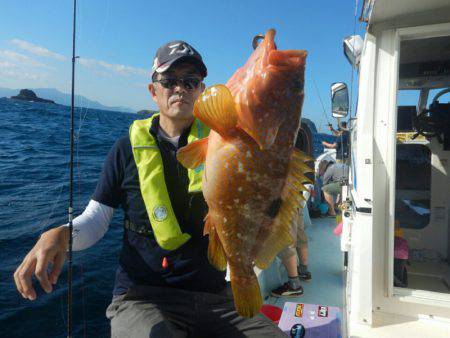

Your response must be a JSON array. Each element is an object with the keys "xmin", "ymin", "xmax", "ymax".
[
  {"xmin": 14, "ymin": 41, "xmax": 285, "ymax": 337},
  {"xmin": 318, "ymin": 160, "xmax": 348, "ymax": 217},
  {"xmin": 322, "ymin": 121, "xmax": 350, "ymax": 163}
]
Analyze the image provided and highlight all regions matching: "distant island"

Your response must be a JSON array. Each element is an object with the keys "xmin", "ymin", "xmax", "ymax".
[
  {"xmin": 11, "ymin": 89, "xmax": 55, "ymax": 104},
  {"xmin": 0, "ymin": 87, "xmax": 133, "ymax": 112}
]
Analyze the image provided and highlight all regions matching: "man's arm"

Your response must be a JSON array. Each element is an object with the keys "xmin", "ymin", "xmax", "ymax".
[
  {"xmin": 332, "ymin": 130, "xmax": 342, "ymax": 137},
  {"xmin": 322, "ymin": 141, "xmax": 337, "ymax": 149},
  {"xmin": 328, "ymin": 124, "xmax": 343, "ymax": 137},
  {"xmin": 14, "ymin": 226, "xmax": 69, "ymax": 300},
  {"xmin": 64, "ymin": 200, "xmax": 114, "ymax": 251},
  {"xmin": 13, "ymin": 200, "xmax": 114, "ymax": 300},
  {"xmin": 14, "ymin": 137, "xmax": 124, "ymax": 300}
]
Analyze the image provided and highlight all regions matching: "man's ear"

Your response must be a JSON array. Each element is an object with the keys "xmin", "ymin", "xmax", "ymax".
[
  {"xmin": 200, "ymin": 82, "xmax": 206, "ymax": 92},
  {"xmin": 148, "ymin": 83, "xmax": 158, "ymax": 103}
]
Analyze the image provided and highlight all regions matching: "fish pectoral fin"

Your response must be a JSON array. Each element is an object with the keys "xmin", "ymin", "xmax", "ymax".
[
  {"xmin": 254, "ymin": 150, "xmax": 313, "ymax": 269},
  {"xmin": 176, "ymin": 137, "xmax": 209, "ymax": 169},
  {"xmin": 194, "ymin": 85, "xmax": 238, "ymax": 137},
  {"xmin": 203, "ymin": 213, "xmax": 211, "ymax": 235},
  {"xmin": 229, "ymin": 265, "xmax": 262, "ymax": 318},
  {"xmin": 207, "ymin": 224, "xmax": 227, "ymax": 271}
]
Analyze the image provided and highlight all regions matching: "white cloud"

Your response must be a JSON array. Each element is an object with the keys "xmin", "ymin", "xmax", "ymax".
[
  {"xmin": 0, "ymin": 61, "xmax": 18, "ymax": 77},
  {"xmin": 79, "ymin": 57, "xmax": 147, "ymax": 77},
  {"xmin": 0, "ymin": 50, "xmax": 51, "ymax": 68},
  {"xmin": 0, "ymin": 50, "xmax": 49, "ymax": 81},
  {"xmin": 9, "ymin": 39, "xmax": 67, "ymax": 61},
  {"xmin": 0, "ymin": 61, "xmax": 46, "ymax": 80}
]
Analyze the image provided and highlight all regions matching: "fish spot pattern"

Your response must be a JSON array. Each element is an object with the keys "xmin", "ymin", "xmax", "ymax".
[{"xmin": 238, "ymin": 162, "xmax": 244, "ymax": 173}]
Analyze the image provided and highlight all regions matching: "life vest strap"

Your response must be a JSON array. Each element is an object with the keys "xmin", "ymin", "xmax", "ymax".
[{"xmin": 124, "ymin": 219, "xmax": 153, "ymax": 237}]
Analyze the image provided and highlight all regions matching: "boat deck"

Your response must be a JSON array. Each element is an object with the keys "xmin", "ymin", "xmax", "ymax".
[{"xmin": 261, "ymin": 215, "xmax": 344, "ymax": 313}]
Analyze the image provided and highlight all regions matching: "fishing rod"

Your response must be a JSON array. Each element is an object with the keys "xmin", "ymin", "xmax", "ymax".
[
  {"xmin": 311, "ymin": 74, "xmax": 332, "ymax": 133},
  {"xmin": 68, "ymin": 0, "xmax": 77, "ymax": 336}
]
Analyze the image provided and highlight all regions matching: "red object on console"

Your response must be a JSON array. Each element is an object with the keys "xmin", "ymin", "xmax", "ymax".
[{"xmin": 260, "ymin": 304, "xmax": 283, "ymax": 324}]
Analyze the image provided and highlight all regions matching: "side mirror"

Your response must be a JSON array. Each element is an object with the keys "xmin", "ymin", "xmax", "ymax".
[
  {"xmin": 331, "ymin": 82, "xmax": 349, "ymax": 119},
  {"xmin": 343, "ymin": 35, "xmax": 363, "ymax": 68}
]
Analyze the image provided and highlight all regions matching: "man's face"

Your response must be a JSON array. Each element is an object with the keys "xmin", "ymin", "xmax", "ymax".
[{"xmin": 148, "ymin": 62, "xmax": 205, "ymax": 121}]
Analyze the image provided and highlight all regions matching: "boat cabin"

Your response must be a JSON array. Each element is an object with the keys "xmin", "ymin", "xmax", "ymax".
[{"xmin": 337, "ymin": 0, "xmax": 450, "ymax": 336}]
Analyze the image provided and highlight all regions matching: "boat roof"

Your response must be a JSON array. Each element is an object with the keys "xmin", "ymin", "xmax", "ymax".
[{"xmin": 362, "ymin": 0, "xmax": 450, "ymax": 28}]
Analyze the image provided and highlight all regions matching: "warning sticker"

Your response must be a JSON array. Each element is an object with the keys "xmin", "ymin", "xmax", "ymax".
[
  {"xmin": 318, "ymin": 305, "xmax": 329, "ymax": 317},
  {"xmin": 294, "ymin": 304, "xmax": 304, "ymax": 317}
]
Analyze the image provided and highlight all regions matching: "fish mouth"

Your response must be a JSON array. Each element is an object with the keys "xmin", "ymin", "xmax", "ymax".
[
  {"xmin": 231, "ymin": 28, "xmax": 307, "ymax": 151},
  {"xmin": 268, "ymin": 49, "xmax": 307, "ymax": 69}
]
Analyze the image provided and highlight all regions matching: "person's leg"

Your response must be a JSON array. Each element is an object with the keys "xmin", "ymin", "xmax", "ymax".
[
  {"xmin": 200, "ymin": 285, "xmax": 286, "ymax": 338},
  {"xmin": 326, "ymin": 181, "xmax": 343, "ymax": 215},
  {"xmin": 322, "ymin": 184, "xmax": 337, "ymax": 216},
  {"xmin": 296, "ymin": 208, "xmax": 311, "ymax": 281},
  {"xmin": 106, "ymin": 286, "xmax": 195, "ymax": 338},
  {"xmin": 272, "ymin": 215, "xmax": 303, "ymax": 297},
  {"xmin": 272, "ymin": 248, "xmax": 303, "ymax": 297},
  {"xmin": 283, "ymin": 252, "xmax": 300, "ymax": 278}
]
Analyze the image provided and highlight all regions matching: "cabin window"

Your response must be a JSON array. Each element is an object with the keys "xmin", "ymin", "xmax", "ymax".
[
  {"xmin": 393, "ymin": 34, "xmax": 450, "ymax": 295},
  {"xmin": 395, "ymin": 144, "xmax": 431, "ymax": 229}
]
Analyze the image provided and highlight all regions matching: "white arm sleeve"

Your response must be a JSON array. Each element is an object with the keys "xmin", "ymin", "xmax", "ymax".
[{"xmin": 63, "ymin": 199, "xmax": 115, "ymax": 251}]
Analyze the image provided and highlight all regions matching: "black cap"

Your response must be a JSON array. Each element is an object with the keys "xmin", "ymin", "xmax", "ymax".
[{"xmin": 151, "ymin": 40, "xmax": 207, "ymax": 78}]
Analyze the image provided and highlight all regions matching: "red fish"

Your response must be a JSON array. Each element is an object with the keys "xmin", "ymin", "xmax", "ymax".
[{"xmin": 177, "ymin": 29, "xmax": 311, "ymax": 317}]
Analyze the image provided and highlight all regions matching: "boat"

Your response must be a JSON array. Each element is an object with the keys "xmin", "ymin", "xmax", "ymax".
[{"xmin": 255, "ymin": 0, "xmax": 450, "ymax": 336}]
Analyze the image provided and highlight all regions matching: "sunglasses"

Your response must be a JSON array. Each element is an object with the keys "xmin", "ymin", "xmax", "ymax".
[{"xmin": 154, "ymin": 75, "xmax": 202, "ymax": 90}]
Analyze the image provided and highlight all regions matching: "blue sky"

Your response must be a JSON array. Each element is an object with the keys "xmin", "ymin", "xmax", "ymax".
[{"xmin": 0, "ymin": 0, "xmax": 365, "ymax": 132}]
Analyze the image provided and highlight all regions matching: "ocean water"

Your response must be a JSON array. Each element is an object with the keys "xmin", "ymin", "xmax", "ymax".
[
  {"xmin": 0, "ymin": 98, "xmax": 332, "ymax": 337},
  {"xmin": 0, "ymin": 98, "xmax": 136, "ymax": 337}
]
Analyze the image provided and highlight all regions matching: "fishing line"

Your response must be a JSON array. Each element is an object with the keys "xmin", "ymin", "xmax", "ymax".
[
  {"xmin": 310, "ymin": 70, "xmax": 331, "ymax": 132},
  {"xmin": 66, "ymin": 0, "xmax": 112, "ymax": 335},
  {"xmin": 336, "ymin": 0, "xmax": 359, "ymax": 179}
]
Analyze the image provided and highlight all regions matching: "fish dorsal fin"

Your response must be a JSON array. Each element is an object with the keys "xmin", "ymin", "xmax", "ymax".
[
  {"xmin": 194, "ymin": 85, "xmax": 238, "ymax": 137},
  {"xmin": 176, "ymin": 137, "xmax": 208, "ymax": 169},
  {"xmin": 253, "ymin": 149, "xmax": 313, "ymax": 269}
]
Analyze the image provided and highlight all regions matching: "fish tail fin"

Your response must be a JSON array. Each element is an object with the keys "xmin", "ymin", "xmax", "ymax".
[
  {"xmin": 206, "ymin": 216, "xmax": 227, "ymax": 271},
  {"xmin": 230, "ymin": 265, "xmax": 262, "ymax": 318},
  {"xmin": 194, "ymin": 85, "xmax": 238, "ymax": 137},
  {"xmin": 176, "ymin": 137, "xmax": 209, "ymax": 169},
  {"xmin": 254, "ymin": 149, "xmax": 313, "ymax": 269}
]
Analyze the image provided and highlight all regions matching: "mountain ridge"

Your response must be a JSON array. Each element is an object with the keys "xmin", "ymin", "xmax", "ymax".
[{"xmin": 0, "ymin": 87, "xmax": 133, "ymax": 113}]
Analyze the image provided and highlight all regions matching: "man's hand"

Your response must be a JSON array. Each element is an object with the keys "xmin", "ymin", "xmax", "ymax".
[{"xmin": 14, "ymin": 226, "xmax": 69, "ymax": 300}]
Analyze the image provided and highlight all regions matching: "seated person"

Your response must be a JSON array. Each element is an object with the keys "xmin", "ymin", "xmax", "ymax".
[{"xmin": 318, "ymin": 160, "xmax": 348, "ymax": 217}]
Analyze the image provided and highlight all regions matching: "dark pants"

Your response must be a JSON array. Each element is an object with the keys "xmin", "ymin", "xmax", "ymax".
[{"xmin": 106, "ymin": 285, "xmax": 286, "ymax": 338}]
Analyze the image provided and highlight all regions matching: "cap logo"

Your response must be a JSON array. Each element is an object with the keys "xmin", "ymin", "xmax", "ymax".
[
  {"xmin": 152, "ymin": 57, "xmax": 159, "ymax": 71},
  {"xmin": 168, "ymin": 42, "xmax": 194, "ymax": 56}
]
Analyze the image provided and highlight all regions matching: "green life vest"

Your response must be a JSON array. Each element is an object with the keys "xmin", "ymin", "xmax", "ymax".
[{"xmin": 129, "ymin": 114, "xmax": 209, "ymax": 250}]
